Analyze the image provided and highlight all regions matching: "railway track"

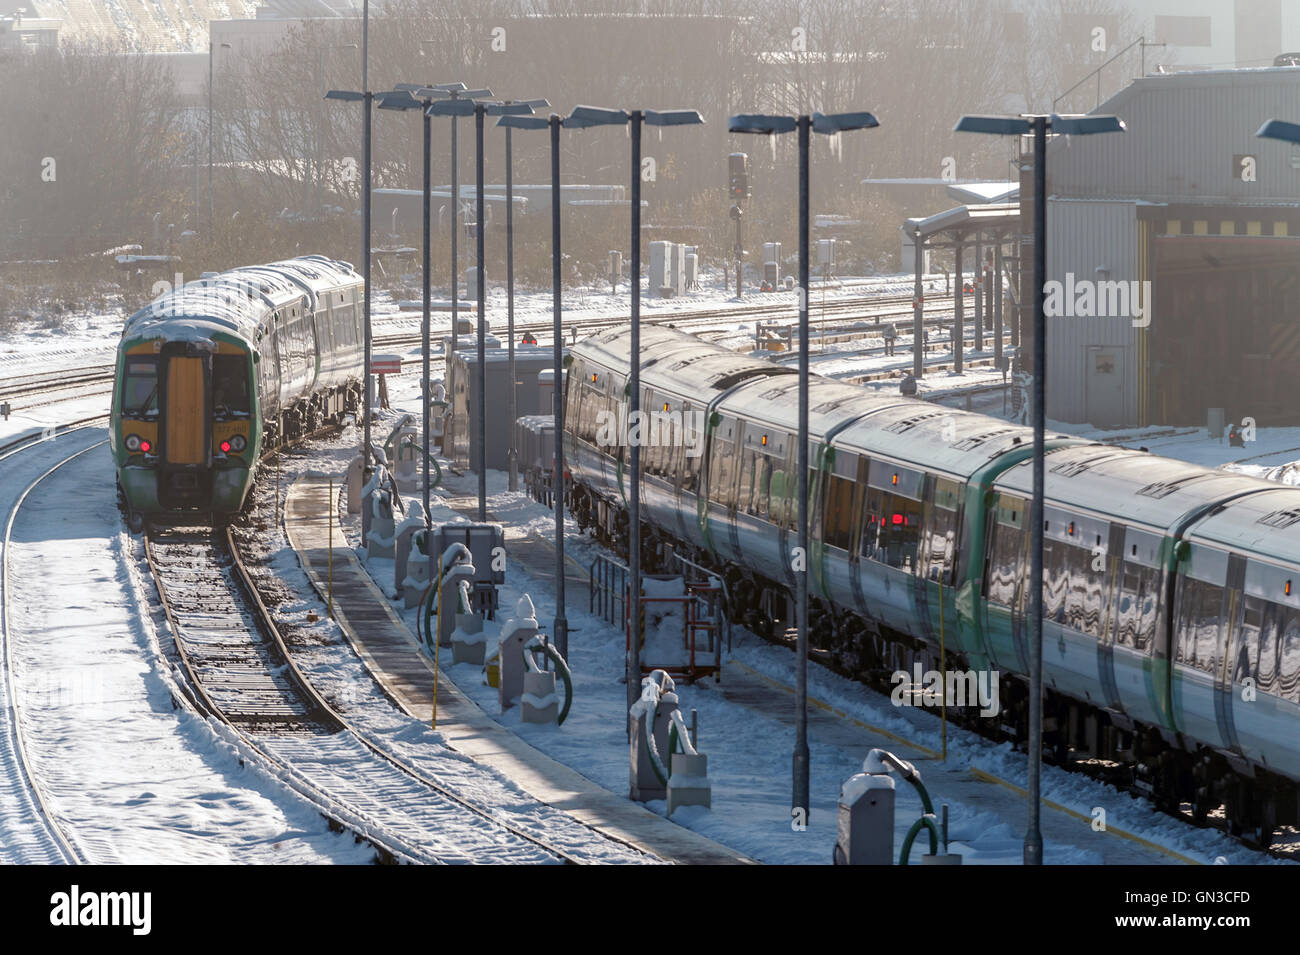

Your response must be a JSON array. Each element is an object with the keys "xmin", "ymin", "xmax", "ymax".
[
  {"xmin": 143, "ymin": 523, "xmax": 590, "ymax": 864},
  {"xmin": 0, "ymin": 433, "xmax": 107, "ymax": 864}
]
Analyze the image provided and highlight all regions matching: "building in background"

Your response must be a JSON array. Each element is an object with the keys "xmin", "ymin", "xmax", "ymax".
[
  {"xmin": 1032, "ymin": 66, "xmax": 1300, "ymax": 430},
  {"xmin": 0, "ymin": 12, "xmax": 60, "ymax": 53}
]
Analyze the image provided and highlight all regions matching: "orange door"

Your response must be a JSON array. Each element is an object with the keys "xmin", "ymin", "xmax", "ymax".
[{"xmin": 165, "ymin": 356, "xmax": 206, "ymax": 465}]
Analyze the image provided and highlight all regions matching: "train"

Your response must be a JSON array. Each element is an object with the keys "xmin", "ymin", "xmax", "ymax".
[
  {"xmin": 112, "ymin": 256, "xmax": 364, "ymax": 526},
  {"xmin": 564, "ymin": 324, "xmax": 1300, "ymax": 845}
]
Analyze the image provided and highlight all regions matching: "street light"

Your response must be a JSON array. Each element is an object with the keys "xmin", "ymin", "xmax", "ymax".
[
  {"xmin": 500, "ymin": 97, "xmax": 551, "ymax": 492},
  {"xmin": 956, "ymin": 110, "xmax": 1125, "ymax": 866},
  {"xmin": 377, "ymin": 85, "xmax": 443, "ymax": 547},
  {"xmin": 728, "ymin": 109, "xmax": 879, "ymax": 822},
  {"xmin": 325, "ymin": 86, "xmax": 379, "ymax": 472},
  {"xmin": 207, "ymin": 39, "xmax": 231, "ymax": 235},
  {"xmin": 565, "ymin": 105, "xmax": 705, "ymax": 716},
  {"xmin": 497, "ymin": 111, "xmax": 571, "ymax": 659},
  {"xmin": 423, "ymin": 84, "xmax": 492, "ymax": 361}
]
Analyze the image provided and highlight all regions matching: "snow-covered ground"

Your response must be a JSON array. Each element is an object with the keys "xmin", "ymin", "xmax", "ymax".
[{"xmin": 0, "ymin": 430, "xmax": 374, "ymax": 863}]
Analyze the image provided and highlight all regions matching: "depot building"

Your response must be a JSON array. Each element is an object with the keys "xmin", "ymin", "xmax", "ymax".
[{"xmin": 1039, "ymin": 65, "xmax": 1300, "ymax": 429}]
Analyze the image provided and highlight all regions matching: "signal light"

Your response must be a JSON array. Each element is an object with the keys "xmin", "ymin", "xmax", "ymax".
[
  {"xmin": 139, "ymin": 440, "xmax": 152, "ymax": 453},
  {"xmin": 892, "ymin": 513, "xmax": 904, "ymax": 525},
  {"xmin": 220, "ymin": 440, "xmax": 232, "ymax": 454}
]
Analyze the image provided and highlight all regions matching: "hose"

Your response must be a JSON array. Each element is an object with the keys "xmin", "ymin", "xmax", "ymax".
[
  {"xmin": 523, "ymin": 635, "xmax": 572, "ymax": 726},
  {"xmin": 899, "ymin": 814, "xmax": 940, "ymax": 865}
]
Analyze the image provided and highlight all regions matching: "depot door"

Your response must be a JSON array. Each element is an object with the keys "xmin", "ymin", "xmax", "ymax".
[{"xmin": 1085, "ymin": 346, "xmax": 1126, "ymax": 429}]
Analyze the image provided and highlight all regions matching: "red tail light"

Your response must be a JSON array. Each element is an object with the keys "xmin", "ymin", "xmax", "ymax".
[
  {"xmin": 139, "ymin": 440, "xmax": 152, "ymax": 453},
  {"xmin": 220, "ymin": 440, "xmax": 232, "ymax": 453},
  {"xmin": 892, "ymin": 513, "xmax": 904, "ymax": 525}
]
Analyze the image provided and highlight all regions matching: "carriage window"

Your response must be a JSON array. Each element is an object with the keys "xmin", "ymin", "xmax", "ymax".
[
  {"xmin": 985, "ymin": 494, "xmax": 1024, "ymax": 608},
  {"xmin": 1234, "ymin": 596, "xmax": 1264, "ymax": 687},
  {"xmin": 822, "ymin": 474, "xmax": 855, "ymax": 551},
  {"xmin": 1175, "ymin": 578, "xmax": 1223, "ymax": 674},
  {"xmin": 924, "ymin": 478, "xmax": 961, "ymax": 583},
  {"xmin": 745, "ymin": 453, "xmax": 774, "ymax": 518},
  {"xmin": 1277, "ymin": 607, "xmax": 1300, "ymax": 702},
  {"xmin": 864, "ymin": 487, "xmax": 922, "ymax": 570},
  {"xmin": 1116, "ymin": 563, "xmax": 1160, "ymax": 651},
  {"xmin": 212, "ymin": 355, "xmax": 250, "ymax": 419},
  {"xmin": 121, "ymin": 359, "xmax": 158, "ymax": 418},
  {"xmin": 710, "ymin": 437, "xmax": 736, "ymax": 508}
]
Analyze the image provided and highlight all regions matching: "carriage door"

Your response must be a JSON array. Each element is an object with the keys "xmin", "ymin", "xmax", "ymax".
[{"xmin": 164, "ymin": 351, "xmax": 209, "ymax": 466}]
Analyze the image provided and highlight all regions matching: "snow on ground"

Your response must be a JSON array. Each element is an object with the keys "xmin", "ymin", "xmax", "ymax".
[{"xmin": 0, "ymin": 431, "xmax": 372, "ymax": 863}]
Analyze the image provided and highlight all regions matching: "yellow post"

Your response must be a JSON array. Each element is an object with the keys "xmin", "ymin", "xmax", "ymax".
[
  {"xmin": 327, "ymin": 478, "xmax": 334, "ymax": 621},
  {"xmin": 432, "ymin": 552, "xmax": 442, "ymax": 730}
]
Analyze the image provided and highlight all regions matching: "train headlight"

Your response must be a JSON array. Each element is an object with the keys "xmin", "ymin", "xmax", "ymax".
[
  {"xmin": 126, "ymin": 434, "xmax": 142, "ymax": 452},
  {"xmin": 229, "ymin": 434, "xmax": 247, "ymax": 453}
]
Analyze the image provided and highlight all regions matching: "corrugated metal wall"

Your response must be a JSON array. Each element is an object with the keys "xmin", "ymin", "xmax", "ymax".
[
  {"xmin": 1045, "ymin": 199, "xmax": 1140, "ymax": 425},
  {"xmin": 1047, "ymin": 69, "xmax": 1300, "ymax": 205}
]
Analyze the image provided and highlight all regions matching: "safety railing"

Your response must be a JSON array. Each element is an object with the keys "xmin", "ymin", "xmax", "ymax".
[{"xmin": 589, "ymin": 552, "xmax": 629, "ymax": 627}]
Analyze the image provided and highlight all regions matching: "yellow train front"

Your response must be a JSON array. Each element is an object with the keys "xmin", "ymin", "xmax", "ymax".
[{"xmin": 112, "ymin": 256, "xmax": 364, "ymax": 526}]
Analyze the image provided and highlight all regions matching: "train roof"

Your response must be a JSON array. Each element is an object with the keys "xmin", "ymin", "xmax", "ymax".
[
  {"xmin": 1184, "ymin": 487, "xmax": 1300, "ymax": 568},
  {"xmin": 992, "ymin": 444, "xmax": 1274, "ymax": 531},
  {"xmin": 573, "ymin": 325, "xmax": 792, "ymax": 394},
  {"xmin": 832, "ymin": 403, "xmax": 1081, "ymax": 481},
  {"xmin": 120, "ymin": 256, "xmax": 359, "ymax": 347},
  {"xmin": 716, "ymin": 373, "xmax": 901, "ymax": 439}
]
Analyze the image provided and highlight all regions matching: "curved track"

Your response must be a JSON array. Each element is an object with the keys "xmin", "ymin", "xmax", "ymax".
[
  {"xmin": 0, "ymin": 433, "xmax": 106, "ymax": 864},
  {"xmin": 144, "ymin": 525, "xmax": 586, "ymax": 864}
]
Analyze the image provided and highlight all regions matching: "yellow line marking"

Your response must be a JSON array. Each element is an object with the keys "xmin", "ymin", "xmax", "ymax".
[
  {"xmin": 731, "ymin": 660, "xmax": 1201, "ymax": 864},
  {"xmin": 967, "ymin": 768, "xmax": 1201, "ymax": 866}
]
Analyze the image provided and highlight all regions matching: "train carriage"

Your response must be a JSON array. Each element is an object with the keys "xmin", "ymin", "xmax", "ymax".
[
  {"xmin": 112, "ymin": 255, "xmax": 363, "ymax": 524},
  {"xmin": 563, "ymin": 324, "xmax": 1300, "ymax": 842}
]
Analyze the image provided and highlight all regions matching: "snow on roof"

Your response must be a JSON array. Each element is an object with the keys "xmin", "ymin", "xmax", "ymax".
[{"xmin": 121, "ymin": 255, "xmax": 359, "ymax": 347}]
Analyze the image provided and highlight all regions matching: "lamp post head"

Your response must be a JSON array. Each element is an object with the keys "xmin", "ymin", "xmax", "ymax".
[
  {"xmin": 1257, "ymin": 119, "xmax": 1300, "ymax": 144},
  {"xmin": 728, "ymin": 113, "xmax": 797, "ymax": 135},
  {"xmin": 564, "ymin": 105, "xmax": 631, "ymax": 128},
  {"xmin": 496, "ymin": 114, "xmax": 552, "ymax": 131},
  {"xmin": 645, "ymin": 108, "xmax": 705, "ymax": 127},
  {"xmin": 325, "ymin": 89, "xmax": 366, "ymax": 102},
  {"xmin": 811, "ymin": 111, "xmax": 879, "ymax": 134}
]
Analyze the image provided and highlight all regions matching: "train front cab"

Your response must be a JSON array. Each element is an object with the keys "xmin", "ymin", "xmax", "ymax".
[{"xmin": 117, "ymin": 337, "xmax": 256, "ymax": 517}]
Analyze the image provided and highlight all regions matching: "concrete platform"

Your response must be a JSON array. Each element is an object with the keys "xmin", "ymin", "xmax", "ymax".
[{"xmin": 284, "ymin": 475, "xmax": 753, "ymax": 865}]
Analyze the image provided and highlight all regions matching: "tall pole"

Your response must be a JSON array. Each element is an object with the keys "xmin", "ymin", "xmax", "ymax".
[
  {"xmin": 628, "ymin": 112, "xmax": 643, "ymax": 712},
  {"xmin": 476, "ymin": 106, "xmax": 488, "ymax": 521},
  {"xmin": 550, "ymin": 116, "xmax": 568, "ymax": 660},
  {"xmin": 362, "ymin": 91, "xmax": 373, "ymax": 471},
  {"xmin": 1025, "ymin": 115, "xmax": 1047, "ymax": 867},
  {"xmin": 451, "ymin": 113, "xmax": 460, "ymax": 359},
  {"xmin": 360, "ymin": 1, "xmax": 372, "ymax": 472},
  {"xmin": 953, "ymin": 238, "xmax": 964, "ymax": 374},
  {"xmin": 994, "ymin": 236, "xmax": 1004, "ymax": 370},
  {"xmin": 793, "ymin": 114, "xmax": 811, "ymax": 820},
  {"xmin": 912, "ymin": 227, "xmax": 924, "ymax": 378},
  {"xmin": 207, "ymin": 40, "xmax": 214, "ymax": 236},
  {"xmin": 506, "ymin": 122, "xmax": 519, "ymax": 491},
  {"xmin": 974, "ymin": 230, "xmax": 984, "ymax": 351},
  {"xmin": 422, "ymin": 106, "xmax": 432, "ymax": 530}
]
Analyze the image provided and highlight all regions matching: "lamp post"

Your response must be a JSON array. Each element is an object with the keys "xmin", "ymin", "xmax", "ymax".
[
  {"xmin": 956, "ymin": 111, "xmax": 1125, "ymax": 865},
  {"xmin": 376, "ymin": 85, "xmax": 443, "ymax": 540},
  {"xmin": 497, "ymin": 111, "xmax": 572, "ymax": 659},
  {"xmin": 430, "ymin": 85, "xmax": 492, "ymax": 361},
  {"xmin": 207, "ymin": 39, "xmax": 231, "ymax": 235},
  {"xmin": 500, "ymin": 97, "xmax": 551, "ymax": 492},
  {"xmin": 564, "ymin": 105, "xmax": 705, "ymax": 713},
  {"xmin": 325, "ymin": 87, "xmax": 381, "ymax": 471},
  {"xmin": 728, "ymin": 109, "xmax": 880, "ymax": 822}
]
